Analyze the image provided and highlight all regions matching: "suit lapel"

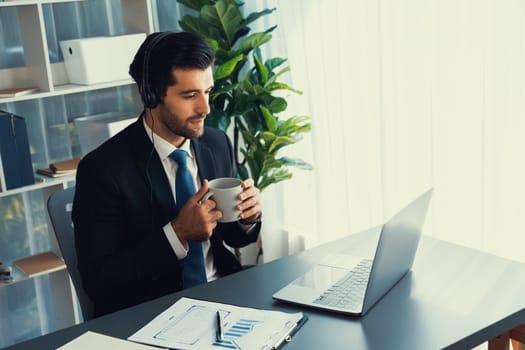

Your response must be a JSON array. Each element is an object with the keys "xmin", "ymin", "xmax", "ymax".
[
  {"xmin": 129, "ymin": 119, "xmax": 177, "ymax": 220},
  {"xmin": 129, "ymin": 122, "xmax": 217, "ymax": 222},
  {"xmin": 192, "ymin": 137, "xmax": 216, "ymax": 182}
]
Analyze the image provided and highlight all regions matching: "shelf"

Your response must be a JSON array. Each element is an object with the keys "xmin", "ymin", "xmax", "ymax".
[
  {"xmin": 0, "ymin": 174, "xmax": 75, "ymax": 198},
  {"xmin": 14, "ymin": 251, "xmax": 66, "ymax": 277},
  {"xmin": 0, "ymin": 0, "xmax": 87, "ymax": 8},
  {"xmin": 0, "ymin": 79, "xmax": 135, "ymax": 104},
  {"xmin": 0, "ymin": 254, "xmax": 66, "ymax": 288}
]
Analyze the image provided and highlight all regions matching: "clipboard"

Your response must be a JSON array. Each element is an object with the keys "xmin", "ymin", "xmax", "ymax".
[
  {"xmin": 265, "ymin": 314, "xmax": 308, "ymax": 350},
  {"xmin": 128, "ymin": 297, "xmax": 308, "ymax": 350}
]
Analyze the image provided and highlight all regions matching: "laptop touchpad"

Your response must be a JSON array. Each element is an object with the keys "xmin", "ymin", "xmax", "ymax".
[{"xmin": 293, "ymin": 265, "xmax": 349, "ymax": 290}]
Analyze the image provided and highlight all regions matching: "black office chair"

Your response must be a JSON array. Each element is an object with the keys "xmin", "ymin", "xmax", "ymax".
[{"xmin": 47, "ymin": 187, "xmax": 94, "ymax": 321}]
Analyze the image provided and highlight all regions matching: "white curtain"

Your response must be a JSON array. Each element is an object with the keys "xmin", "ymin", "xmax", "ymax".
[{"xmin": 244, "ymin": 0, "xmax": 525, "ymax": 265}]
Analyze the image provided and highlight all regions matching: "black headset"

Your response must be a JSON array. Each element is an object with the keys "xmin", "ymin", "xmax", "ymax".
[{"xmin": 141, "ymin": 31, "xmax": 173, "ymax": 109}]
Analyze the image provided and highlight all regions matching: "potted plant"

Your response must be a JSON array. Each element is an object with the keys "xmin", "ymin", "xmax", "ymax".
[{"xmin": 176, "ymin": 0, "xmax": 312, "ymax": 192}]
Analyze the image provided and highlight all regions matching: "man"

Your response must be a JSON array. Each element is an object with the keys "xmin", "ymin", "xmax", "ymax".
[{"xmin": 72, "ymin": 31, "xmax": 262, "ymax": 317}]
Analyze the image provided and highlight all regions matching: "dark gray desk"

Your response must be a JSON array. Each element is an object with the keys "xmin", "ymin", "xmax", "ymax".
[{"xmin": 4, "ymin": 229, "xmax": 525, "ymax": 350}]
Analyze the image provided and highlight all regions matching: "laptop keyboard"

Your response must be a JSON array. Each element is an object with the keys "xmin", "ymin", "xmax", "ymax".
[{"xmin": 312, "ymin": 258, "xmax": 373, "ymax": 310}]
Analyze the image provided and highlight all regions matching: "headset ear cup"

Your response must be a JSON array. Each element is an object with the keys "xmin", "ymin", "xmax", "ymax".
[
  {"xmin": 141, "ymin": 32, "xmax": 171, "ymax": 110},
  {"xmin": 142, "ymin": 88, "xmax": 158, "ymax": 109}
]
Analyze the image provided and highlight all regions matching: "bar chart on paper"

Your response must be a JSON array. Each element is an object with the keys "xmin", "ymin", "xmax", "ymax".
[
  {"xmin": 153, "ymin": 306, "xmax": 261, "ymax": 349},
  {"xmin": 213, "ymin": 318, "xmax": 260, "ymax": 349},
  {"xmin": 128, "ymin": 298, "xmax": 305, "ymax": 350}
]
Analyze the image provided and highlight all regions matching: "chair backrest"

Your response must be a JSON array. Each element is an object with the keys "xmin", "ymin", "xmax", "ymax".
[{"xmin": 47, "ymin": 187, "xmax": 94, "ymax": 321}]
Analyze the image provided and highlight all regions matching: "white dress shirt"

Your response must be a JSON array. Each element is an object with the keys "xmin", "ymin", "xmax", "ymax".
[{"xmin": 143, "ymin": 119, "xmax": 219, "ymax": 281}]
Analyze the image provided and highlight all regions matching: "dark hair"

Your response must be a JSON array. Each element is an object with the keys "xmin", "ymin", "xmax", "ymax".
[{"xmin": 129, "ymin": 31, "xmax": 215, "ymax": 106}]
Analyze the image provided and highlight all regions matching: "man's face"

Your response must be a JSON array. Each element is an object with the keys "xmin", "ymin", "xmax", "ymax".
[{"xmin": 154, "ymin": 66, "xmax": 214, "ymax": 146}]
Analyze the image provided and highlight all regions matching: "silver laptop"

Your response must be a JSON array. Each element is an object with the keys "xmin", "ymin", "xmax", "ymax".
[{"xmin": 272, "ymin": 189, "xmax": 433, "ymax": 316}]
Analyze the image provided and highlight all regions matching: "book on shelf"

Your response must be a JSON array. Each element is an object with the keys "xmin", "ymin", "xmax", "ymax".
[
  {"xmin": 14, "ymin": 252, "xmax": 65, "ymax": 277},
  {"xmin": 0, "ymin": 87, "xmax": 39, "ymax": 98},
  {"xmin": 36, "ymin": 167, "xmax": 76, "ymax": 178},
  {"xmin": 50, "ymin": 157, "xmax": 80, "ymax": 172},
  {"xmin": 36, "ymin": 157, "xmax": 80, "ymax": 178}
]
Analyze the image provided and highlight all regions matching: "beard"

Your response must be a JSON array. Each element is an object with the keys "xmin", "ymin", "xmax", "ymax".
[{"xmin": 158, "ymin": 110, "xmax": 205, "ymax": 140}]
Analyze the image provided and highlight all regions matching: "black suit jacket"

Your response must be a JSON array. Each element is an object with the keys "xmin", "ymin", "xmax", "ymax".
[{"xmin": 72, "ymin": 118, "xmax": 260, "ymax": 317}]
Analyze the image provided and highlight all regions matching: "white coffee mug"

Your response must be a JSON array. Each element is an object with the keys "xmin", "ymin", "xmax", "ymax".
[{"xmin": 201, "ymin": 177, "xmax": 242, "ymax": 222}]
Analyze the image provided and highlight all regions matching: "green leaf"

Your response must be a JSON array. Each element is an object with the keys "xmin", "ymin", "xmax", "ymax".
[
  {"xmin": 215, "ymin": 47, "xmax": 237, "ymax": 64},
  {"xmin": 241, "ymin": 8, "xmax": 276, "ymax": 27},
  {"xmin": 262, "ymin": 155, "xmax": 282, "ymax": 170},
  {"xmin": 258, "ymin": 168, "xmax": 292, "ymax": 191},
  {"xmin": 253, "ymin": 54, "xmax": 268, "ymax": 84},
  {"xmin": 239, "ymin": 33, "xmax": 272, "ymax": 54},
  {"xmin": 268, "ymin": 97, "xmax": 287, "ymax": 113},
  {"xmin": 259, "ymin": 105, "xmax": 277, "ymax": 132},
  {"xmin": 231, "ymin": 95, "xmax": 254, "ymax": 116},
  {"xmin": 176, "ymin": 0, "xmax": 213, "ymax": 11},
  {"xmin": 241, "ymin": 110, "xmax": 265, "ymax": 132},
  {"xmin": 245, "ymin": 148, "xmax": 265, "ymax": 183},
  {"xmin": 276, "ymin": 115, "xmax": 311, "ymax": 135},
  {"xmin": 241, "ymin": 130, "xmax": 257, "ymax": 145},
  {"xmin": 233, "ymin": 26, "xmax": 250, "ymax": 45},
  {"xmin": 260, "ymin": 131, "xmax": 276, "ymax": 146},
  {"xmin": 269, "ymin": 136, "xmax": 295, "ymax": 153},
  {"xmin": 265, "ymin": 82, "xmax": 302, "ymax": 94},
  {"xmin": 279, "ymin": 157, "xmax": 313, "ymax": 170},
  {"xmin": 211, "ymin": 83, "xmax": 236, "ymax": 97},
  {"xmin": 264, "ymin": 25, "xmax": 278, "ymax": 35},
  {"xmin": 205, "ymin": 110, "xmax": 231, "ymax": 131},
  {"xmin": 241, "ymin": 78, "xmax": 255, "ymax": 94},
  {"xmin": 201, "ymin": 0, "xmax": 243, "ymax": 48},
  {"xmin": 237, "ymin": 163, "xmax": 249, "ymax": 181},
  {"xmin": 210, "ymin": 89, "xmax": 230, "ymax": 110},
  {"xmin": 265, "ymin": 57, "xmax": 287, "ymax": 71},
  {"xmin": 266, "ymin": 66, "xmax": 290, "ymax": 86},
  {"xmin": 206, "ymin": 38, "xmax": 219, "ymax": 52},
  {"xmin": 214, "ymin": 54, "xmax": 244, "ymax": 80},
  {"xmin": 179, "ymin": 16, "xmax": 212, "ymax": 38},
  {"xmin": 253, "ymin": 85, "xmax": 265, "ymax": 95}
]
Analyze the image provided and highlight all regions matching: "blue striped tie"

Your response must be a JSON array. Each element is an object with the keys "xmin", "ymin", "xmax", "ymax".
[{"xmin": 169, "ymin": 149, "xmax": 207, "ymax": 288}]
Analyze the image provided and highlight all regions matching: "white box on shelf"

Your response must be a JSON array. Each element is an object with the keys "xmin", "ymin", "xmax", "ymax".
[
  {"xmin": 74, "ymin": 112, "xmax": 137, "ymax": 156},
  {"xmin": 60, "ymin": 33, "xmax": 146, "ymax": 85}
]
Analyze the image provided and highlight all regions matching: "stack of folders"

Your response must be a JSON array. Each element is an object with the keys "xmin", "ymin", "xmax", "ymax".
[
  {"xmin": 128, "ymin": 297, "xmax": 308, "ymax": 350},
  {"xmin": 37, "ymin": 157, "xmax": 80, "ymax": 178}
]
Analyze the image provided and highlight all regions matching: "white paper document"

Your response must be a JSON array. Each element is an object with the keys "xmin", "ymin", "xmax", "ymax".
[
  {"xmin": 128, "ymin": 297, "xmax": 305, "ymax": 350},
  {"xmin": 57, "ymin": 331, "xmax": 163, "ymax": 350}
]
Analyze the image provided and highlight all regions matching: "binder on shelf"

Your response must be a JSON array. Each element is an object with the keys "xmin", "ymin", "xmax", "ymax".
[
  {"xmin": 14, "ymin": 252, "xmax": 65, "ymax": 278},
  {"xmin": 0, "ymin": 111, "xmax": 35, "ymax": 191}
]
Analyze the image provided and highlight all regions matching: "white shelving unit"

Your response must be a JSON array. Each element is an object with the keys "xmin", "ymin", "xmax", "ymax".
[
  {"xmin": 0, "ymin": 0, "xmax": 155, "ymax": 344},
  {"xmin": 0, "ymin": 0, "xmax": 153, "ymax": 101},
  {"xmin": 0, "ymin": 175, "xmax": 75, "ymax": 198}
]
